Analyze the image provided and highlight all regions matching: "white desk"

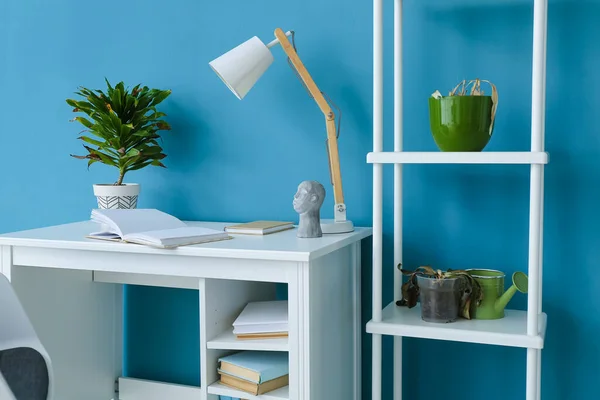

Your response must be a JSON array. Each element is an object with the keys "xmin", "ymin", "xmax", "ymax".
[{"xmin": 0, "ymin": 221, "xmax": 371, "ymax": 400}]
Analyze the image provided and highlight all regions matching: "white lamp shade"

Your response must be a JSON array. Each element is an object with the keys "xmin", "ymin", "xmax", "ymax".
[{"xmin": 209, "ymin": 36, "xmax": 274, "ymax": 100}]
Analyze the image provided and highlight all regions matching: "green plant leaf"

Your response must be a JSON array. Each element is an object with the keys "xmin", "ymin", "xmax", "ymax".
[
  {"xmin": 105, "ymin": 78, "xmax": 114, "ymax": 93},
  {"xmin": 147, "ymin": 153, "xmax": 167, "ymax": 160},
  {"xmin": 112, "ymin": 86, "xmax": 122, "ymax": 115},
  {"xmin": 78, "ymin": 136, "xmax": 105, "ymax": 147},
  {"xmin": 124, "ymin": 95, "xmax": 136, "ymax": 116},
  {"xmin": 156, "ymin": 122, "xmax": 171, "ymax": 131},
  {"xmin": 147, "ymin": 111, "xmax": 167, "ymax": 120},
  {"xmin": 86, "ymin": 93, "xmax": 108, "ymax": 111},
  {"xmin": 139, "ymin": 145, "xmax": 163, "ymax": 155},
  {"xmin": 87, "ymin": 159, "xmax": 99, "ymax": 169},
  {"xmin": 108, "ymin": 109, "xmax": 122, "ymax": 131},
  {"xmin": 150, "ymin": 90, "xmax": 172, "ymax": 106},
  {"xmin": 131, "ymin": 84, "xmax": 141, "ymax": 95},
  {"xmin": 136, "ymin": 93, "xmax": 153, "ymax": 109},
  {"xmin": 83, "ymin": 145, "xmax": 117, "ymax": 166},
  {"xmin": 67, "ymin": 100, "xmax": 95, "ymax": 116},
  {"xmin": 127, "ymin": 160, "xmax": 153, "ymax": 171},
  {"xmin": 151, "ymin": 160, "xmax": 166, "ymax": 167},
  {"xmin": 73, "ymin": 116, "xmax": 94, "ymax": 129},
  {"xmin": 120, "ymin": 123, "xmax": 133, "ymax": 138},
  {"xmin": 125, "ymin": 148, "xmax": 141, "ymax": 157},
  {"xmin": 132, "ymin": 129, "xmax": 159, "ymax": 138}
]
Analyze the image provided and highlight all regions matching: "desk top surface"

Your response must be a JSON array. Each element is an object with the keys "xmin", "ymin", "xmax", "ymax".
[{"xmin": 0, "ymin": 221, "xmax": 372, "ymax": 262}]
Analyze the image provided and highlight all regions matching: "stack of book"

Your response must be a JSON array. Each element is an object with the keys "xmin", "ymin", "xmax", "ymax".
[
  {"xmin": 233, "ymin": 300, "xmax": 288, "ymax": 340},
  {"xmin": 218, "ymin": 351, "xmax": 289, "ymax": 395}
]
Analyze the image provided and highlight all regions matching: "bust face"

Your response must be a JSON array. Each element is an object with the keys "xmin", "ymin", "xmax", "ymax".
[{"xmin": 293, "ymin": 181, "xmax": 323, "ymax": 214}]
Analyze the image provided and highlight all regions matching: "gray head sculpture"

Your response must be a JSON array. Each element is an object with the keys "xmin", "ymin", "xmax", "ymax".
[{"xmin": 293, "ymin": 180, "xmax": 326, "ymax": 238}]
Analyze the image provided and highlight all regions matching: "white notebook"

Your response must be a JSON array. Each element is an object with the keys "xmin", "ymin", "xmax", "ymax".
[
  {"xmin": 233, "ymin": 300, "xmax": 289, "ymax": 335},
  {"xmin": 88, "ymin": 209, "xmax": 231, "ymax": 249}
]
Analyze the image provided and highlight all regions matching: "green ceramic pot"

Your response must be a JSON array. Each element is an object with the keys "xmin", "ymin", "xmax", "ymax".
[{"xmin": 428, "ymin": 96, "xmax": 494, "ymax": 152}]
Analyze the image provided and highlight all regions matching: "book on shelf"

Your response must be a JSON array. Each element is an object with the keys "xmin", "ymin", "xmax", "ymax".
[
  {"xmin": 225, "ymin": 221, "xmax": 293, "ymax": 235},
  {"xmin": 87, "ymin": 209, "xmax": 231, "ymax": 249},
  {"xmin": 218, "ymin": 351, "xmax": 289, "ymax": 396},
  {"xmin": 236, "ymin": 332, "xmax": 288, "ymax": 340},
  {"xmin": 233, "ymin": 300, "xmax": 288, "ymax": 337},
  {"xmin": 219, "ymin": 372, "xmax": 288, "ymax": 396},
  {"xmin": 218, "ymin": 397, "xmax": 245, "ymax": 400}
]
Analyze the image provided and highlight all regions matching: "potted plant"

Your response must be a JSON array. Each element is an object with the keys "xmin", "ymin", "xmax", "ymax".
[
  {"xmin": 429, "ymin": 78, "xmax": 498, "ymax": 152},
  {"xmin": 67, "ymin": 79, "xmax": 172, "ymax": 209},
  {"xmin": 396, "ymin": 265, "xmax": 483, "ymax": 323}
]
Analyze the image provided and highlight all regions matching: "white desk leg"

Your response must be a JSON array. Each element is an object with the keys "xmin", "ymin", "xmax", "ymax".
[
  {"xmin": 10, "ymin": 265, "xmax": 120, "ymax": 400},
  {"xmin": 352, "ymin": 242, "xmax": 362, "ymax": 400},
  {"xmin": 287, "ymin": 262, "xmax": 309, "ymax": 400},
  {"xmin": 1, "ymin": 246, "xmax": 12, "ymax": 282},
  {"xmin": 296, "ymin": 246, "xmax": 359, "ymax": 400}
]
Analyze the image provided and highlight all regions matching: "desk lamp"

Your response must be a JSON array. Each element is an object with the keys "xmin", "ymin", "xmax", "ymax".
[{"xmin": 209, "ymin": 28, "xmax": 354, "ymax": 234}]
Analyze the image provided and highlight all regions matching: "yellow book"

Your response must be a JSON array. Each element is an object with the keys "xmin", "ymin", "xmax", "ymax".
[
  {"xmin": 225, "ymin": 221, "xmax": 293, "ymax": 235},
  {"xmin": 219, "ymin": 372, "xmax": 289, "ymax": 396},
  {"xmin": 236, "ymin": 332, "xmax": 289, "ymax": 340}
]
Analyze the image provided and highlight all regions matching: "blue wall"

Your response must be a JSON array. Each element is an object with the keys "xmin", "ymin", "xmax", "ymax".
[{"xmin": 2, "ymin": 0, "xmax": 598, "ymax": 399}]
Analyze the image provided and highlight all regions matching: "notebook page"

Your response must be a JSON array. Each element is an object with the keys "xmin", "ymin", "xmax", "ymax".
[
  {"xmin": 125, "ymin": 226, "xmax": 226, "ymax": 245},
  {"xmin": 93, "ymin": 209, "xmax": 187, "ymax": 237}
]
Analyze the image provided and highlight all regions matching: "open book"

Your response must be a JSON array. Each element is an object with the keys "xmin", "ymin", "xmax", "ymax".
[{"xmin": 88, "ymin": 209, "xmax": 231, "ymax": 249}]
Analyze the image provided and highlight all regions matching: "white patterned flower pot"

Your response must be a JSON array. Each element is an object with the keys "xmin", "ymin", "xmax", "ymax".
[{"xmin": 93, "ymin": 184, "xmax": 140, "ymax": 209}]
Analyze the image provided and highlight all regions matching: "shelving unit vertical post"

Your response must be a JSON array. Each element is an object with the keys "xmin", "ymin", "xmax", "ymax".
[{"xmin": 368, "ymin": 0, "xmax": 549, "ymax": 398}]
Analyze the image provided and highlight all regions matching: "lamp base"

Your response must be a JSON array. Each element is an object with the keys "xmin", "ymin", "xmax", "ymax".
[{"xmin": 321, "ymin": 219, "xmax": 355, "ymax": 234}]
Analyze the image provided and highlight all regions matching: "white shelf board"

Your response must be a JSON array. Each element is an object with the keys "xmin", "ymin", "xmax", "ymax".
[
  {"xmin": 118, "ymin": 377, "xmax": 202, "ymax": 400},
  {"xmin": 207, "ymin": 329, "xmax": 289, "ymax": 351},
  {"xmin": 208, "ymin": 381, "xmax": 289, "ymax": 399},
  {"xmin": 367, "ymin": 151, "xmax": 549, "ymax": 165},
  {"xmin": 366, "ymin": 302, "xmax": 546, "ymax": 349}
]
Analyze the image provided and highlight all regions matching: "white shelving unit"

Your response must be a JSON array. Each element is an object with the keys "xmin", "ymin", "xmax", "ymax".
[{"xmin": 367, "ymin": 0, "xmax": 549, "ymax": 399}]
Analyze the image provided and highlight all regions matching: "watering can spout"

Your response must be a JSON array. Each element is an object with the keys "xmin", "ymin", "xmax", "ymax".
[{"xmin": 494, "ymin": 272, "xmax": 529, "ymax": 313}]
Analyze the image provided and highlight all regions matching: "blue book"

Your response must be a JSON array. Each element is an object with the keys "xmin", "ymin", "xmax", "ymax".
[{"xmin": 218, "ymin": 351, "xmax": 289, "ymax": 384}]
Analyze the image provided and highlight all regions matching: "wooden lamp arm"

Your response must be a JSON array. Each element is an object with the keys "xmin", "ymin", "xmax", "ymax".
[
  {"xmin": 275, "ymin": 29, "xmax": 334, "ymax": 117},
  {"xmin": 274, "ymin": 28, "xmax": 347, "ymax": 222}
]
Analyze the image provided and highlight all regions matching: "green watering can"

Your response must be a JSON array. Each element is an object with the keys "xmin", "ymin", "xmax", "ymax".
[{"xmin": 467, "ymin": 269, "xmax": 529, "ymax": 320}]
